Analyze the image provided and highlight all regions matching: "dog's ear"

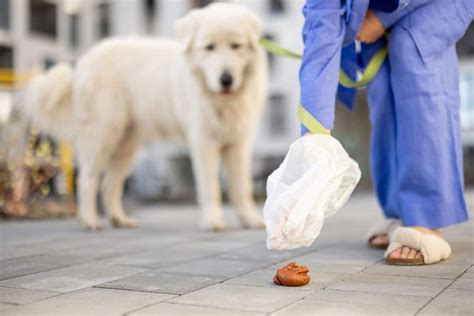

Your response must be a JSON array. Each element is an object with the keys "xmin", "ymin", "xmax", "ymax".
[
  {"xmin": 175, "ymin": 10, "xmax": 201, "ymax": 53},
  {"xmin": 242, "ymin": 11, "xmax": 262, "ymax": 50}
]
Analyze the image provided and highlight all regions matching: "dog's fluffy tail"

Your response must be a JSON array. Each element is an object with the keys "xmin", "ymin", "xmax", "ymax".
[{"xmin": 23, "ymin": 64, "xmax": 74, "ymax": 141}]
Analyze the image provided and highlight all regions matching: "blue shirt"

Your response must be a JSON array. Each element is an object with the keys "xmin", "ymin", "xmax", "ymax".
[{"xmin": 299, "ymin": 0, "xmax": 473, "ymax": 132}]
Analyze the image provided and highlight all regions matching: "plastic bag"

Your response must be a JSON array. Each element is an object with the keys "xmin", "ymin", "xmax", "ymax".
[{"xmin": 263, "ymin": 134, "xmax": 361, "ymax": 250}]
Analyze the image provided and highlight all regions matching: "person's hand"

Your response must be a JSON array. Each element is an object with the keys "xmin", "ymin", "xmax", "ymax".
[{"xmin": 357, "ymin": 10, "xmax": 385, "ymax": 44}]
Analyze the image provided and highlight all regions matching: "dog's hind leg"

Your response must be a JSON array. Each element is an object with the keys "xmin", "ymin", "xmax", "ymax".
[
  {"xmin": 74, "ymin": 87, "xmax": 130, "ymax": 231},
  {"xmin": 76, "ymin": 150, "xmax": 108, "ymax": 231},
  {"xmin": 101, "ymin": 126, "xmax": 139, "ymax": 228},
  {"xmin": 223, "ymin": 142, "xmax": 264, "ymax": 229}
]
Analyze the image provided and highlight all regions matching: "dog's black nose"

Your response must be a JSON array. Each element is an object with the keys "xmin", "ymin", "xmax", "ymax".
[{"xmin": 220, "ymin": 71, "xmax": 233, "ymax": 88}]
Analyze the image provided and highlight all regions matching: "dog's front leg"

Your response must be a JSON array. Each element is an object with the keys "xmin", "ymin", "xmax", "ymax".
[
  {"xmin": 223, "ymin": 142, "xmax": 264, "ymax": 229},
  {"xmin": 190, "ymin": 141, "xmax": 225, "ymax": 231}
]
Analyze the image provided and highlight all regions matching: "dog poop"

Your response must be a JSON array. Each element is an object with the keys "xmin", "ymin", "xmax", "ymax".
[{"xmin": 273, "ymin": 262, "xmax": 310, "ymax": 287}]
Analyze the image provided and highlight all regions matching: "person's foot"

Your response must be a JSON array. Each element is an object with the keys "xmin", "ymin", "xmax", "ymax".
[
  {"xmin": 369, "ymin": 234, "xmax": 390, "ymax": 248},
  {"xmin": 366, "ymin": 219, "xmax": 400, "ymax": 249},
  {"xmin": 386, "ymin": 226, "xmax": 443, "ymax": 261}
]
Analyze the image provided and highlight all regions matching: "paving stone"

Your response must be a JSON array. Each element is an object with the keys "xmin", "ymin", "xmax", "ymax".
[
  {"xmin": 0, "ymin": 192, "xmax": 472, "ymax": 315},
  {"xmin": 267, "ymin": 253, "xmax": 369, "ymax": 274},
  {"xmin": 0, "ymin": 263, "xmax": 146, "ymax": 293},
  {"xmin": 328, "ymin": 273, "xmax": 451, "ymax": 298},
  {"xmin": 217, "ymin": 243, "xmax": 313, "ymax": 264},
  {"xmin": 308, "ymin": 245, "xmax": 383, "ymax": 265},
  {"xmin": 304, "ymin": 289, "xmax": 431, "ymax": 310},
  {"xmin": 449, "ymin": 273, "xmax": 474, "ymax": 290},
  {"xmin": 0, "ymin": 258, "xmax": 66, "ymax": 281},
  {"xmin": 271, "ymin": 299, "xmax": 416, "ymax": 315},
  {"xmin": 0, "ymin": 287, "xmax": 58, "ymax": 304},
  {"xmin": 0, "ymin": 247, "xmax": 46, "ymax": 261},
  {"xmin": 363, "ymin": 262, "xmax": 471, "ymax": 279},
  {"xmin": 4, "ymin": 287, "xmax": 174, "ymax": 316},
  {"xmin": 347, "ymin": 273, "xmax": 452, "ymax": 286},
  {"xmin": 16, "ymin": 254, "xmax": 94, "ymax": 266},
  {"xmin": 129, "ymin": 302, "xmax": 264, "ymax": 315},
  {"xmin": 0, "ymin": 302, "xmax": 16, "ymax": 312},
  {"xmin": 159, "ymin": 257, "xmax": 268, "ymax": 278},
  {"xmin": 225, "ymin": 268, "xmax": 348, "ymax": 291},
  {"xmin": 168, "ymin": 284, "xmax": 310, "ymax": 313},
  {"xmin": 97, "ymin": 270, "xmax": 223, "ymax": 295},
  {"xmin": 98, "ymin": 247, "xmax": 214, "ymax": 269},
  {"xmin": 444, "ymin": 244, "xmax": 474, "ymax": 265},
  {"xmin": 217, "ymin": 230, "xmax": 266, "ymax": 244},
  {"xmin": 418, "ymin": 289, "xmax": 474, "ymax": 315},
  {"xmin": 180, "ymin": 239, "xmax": 255, "ymax": 253}
]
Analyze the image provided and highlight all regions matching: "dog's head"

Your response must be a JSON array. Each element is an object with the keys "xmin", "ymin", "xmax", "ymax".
[{"xmin": 175, "ymin": 3, "xmax": 262, "ymax": 96}]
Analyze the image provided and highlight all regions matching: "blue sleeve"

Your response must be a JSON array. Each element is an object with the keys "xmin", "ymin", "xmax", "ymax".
[
  {"xmin": 463, "ymin": 0, "xmax": 474, "ymax": 20},
  {"xmin": 299, "ymin": 0, "xmax": 346, "ymax": 131},
  {"xmin": 374, "ymin": 0, "xmax": 432, "ymax": 28}
]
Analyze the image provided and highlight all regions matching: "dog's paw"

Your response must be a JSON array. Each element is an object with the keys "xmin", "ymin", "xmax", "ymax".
[
  {"xmin": 239, "ymin": 211, "xmax": 265, "ymax": 229},
  {"xmin": 79, "ymin": 217, "xmax": 103, "ymax": 231},
  {"xmin": 200, "ymin": 218, "xmax": 225, "ymax": 232},
  {"xmin": 111, "ymin": 216, "xmax": 138, "ymax": 228}
]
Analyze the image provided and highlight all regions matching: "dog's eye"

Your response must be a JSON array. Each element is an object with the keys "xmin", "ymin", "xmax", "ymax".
[
  {"xmin": 231, "ymin": 43, "xmax": 242, "ymax": 50},
  {"xmin": 205, "ymin": 44, "xmax": 215, "ymax": 51}
]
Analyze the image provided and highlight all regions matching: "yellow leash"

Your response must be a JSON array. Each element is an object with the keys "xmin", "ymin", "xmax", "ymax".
[
  {"xmin": 259, "ymin": 37, "xmax": 388, "ymax": 89},
  {"xmin": 259, "ymin": 38, "xmax": 388, "ymax": 134}
]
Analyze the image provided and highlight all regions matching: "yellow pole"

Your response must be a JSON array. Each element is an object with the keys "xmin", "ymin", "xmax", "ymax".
[{"xmin": 59, "ymin": 143, "xmax": 75, "ymax": 195}]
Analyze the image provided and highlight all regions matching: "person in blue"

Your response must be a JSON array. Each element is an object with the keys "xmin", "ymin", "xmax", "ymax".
[{"xmin": 300, "ymin": 0, "xmax": 473, "ymax": 265}]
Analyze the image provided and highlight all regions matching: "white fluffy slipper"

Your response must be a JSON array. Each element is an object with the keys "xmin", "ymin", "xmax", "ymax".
[
  {"xmin": 384, "ymin": 227, "xmax": 451, "ymax": 265},
  {"xmin": 366, "ymin": 219, "xmax": 400, "ymax": 249}
]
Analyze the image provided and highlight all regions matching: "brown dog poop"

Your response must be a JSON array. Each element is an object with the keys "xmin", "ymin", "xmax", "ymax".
[{"xmin": 273, "ymin": 262, "xmax": 310, "ymax": 287}]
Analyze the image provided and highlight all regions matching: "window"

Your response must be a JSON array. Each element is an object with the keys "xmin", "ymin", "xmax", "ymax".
[
  {"xmin": 97, "ymin": 2, "xmax": 111, "ymax": 39},
  {"xmin": 268, "ymin": 0, "xmax": 285, "ymax": 14},
  {"xmin": 30, "ymin": 0, "xmax": 57, "ymax": 38},
  {"xmin": 0, "ymin": 0, "xmax": 10, "ymax": 30},
  {"xmin": 143, "ymin": 0, "xmax": 157, "ymax": 34},
  {"xmin": 69, "ymin": 14, "xmax": 80, "ymax": 48},
  {"xmin": 43, "ymin": 57, "xmax": 55, "ymax": 70},
  {"xmin": 191, "ymin": 0, "xmax": 213, "ymax": 8},
  {"xmin": 268, "ymin": 93, "xmax": 287, "ymax": 136},
  {"xmin": 0, "ymin": 45, "xmax": 13, "ymax": 69}
]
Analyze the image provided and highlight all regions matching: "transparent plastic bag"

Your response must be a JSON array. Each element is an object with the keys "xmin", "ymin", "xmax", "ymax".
[{"xmin": 263, "ymin": 134, "xmax": 361, "ymax": 250}]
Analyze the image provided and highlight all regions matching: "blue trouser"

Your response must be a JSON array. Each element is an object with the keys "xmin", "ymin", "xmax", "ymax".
[{"xmin": 365, "ymin": 24, "xmax": 468, "ymax": 229}]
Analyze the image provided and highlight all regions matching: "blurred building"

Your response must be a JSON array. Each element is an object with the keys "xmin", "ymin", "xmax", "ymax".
[{"xmin": 1, "ymin": 0, "xmax": 473, "ymax": 200}]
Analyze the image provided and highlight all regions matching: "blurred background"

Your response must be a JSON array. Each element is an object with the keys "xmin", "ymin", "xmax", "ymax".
[{"xmin": 0, "ymin": 0, "xmax": 473, "ymax": 218}]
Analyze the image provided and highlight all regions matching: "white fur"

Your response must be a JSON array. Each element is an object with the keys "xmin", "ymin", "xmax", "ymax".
[
  {"xmin": 24, "ymin": 3, "xmax": 268, "ymax": 231},
  {"xmin": 366, "ymin": 219, "xmax": 400, "ymax": 241},
  {"xmin": 384, "ymin": 227, "xmax": 452, "ymax": 264}
]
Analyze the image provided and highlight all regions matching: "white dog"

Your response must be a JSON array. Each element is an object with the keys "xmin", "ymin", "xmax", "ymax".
[{"xmin": 24, "ymin": 3, "xmax": 268, "ymax": 231}]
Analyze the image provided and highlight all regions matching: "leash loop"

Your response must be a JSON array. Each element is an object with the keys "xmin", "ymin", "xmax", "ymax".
[{"xmin": 259, "ymin": 37, "xmax": 388, "ymax": 89}]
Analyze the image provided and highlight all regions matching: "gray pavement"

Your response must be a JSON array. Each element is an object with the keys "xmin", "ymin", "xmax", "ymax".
[{"xmin": 0, "ymin": 191, "xmax": 473, "ymax": 315}]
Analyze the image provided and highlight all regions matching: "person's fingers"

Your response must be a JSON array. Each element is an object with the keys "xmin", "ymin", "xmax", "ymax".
[
  {"xmin": 401, "ymin": 247, "xmax": 411, "ymax": 259},
  {"xmin": 416, "ymin": 252, "xmax": 423, "ymax": 259}
]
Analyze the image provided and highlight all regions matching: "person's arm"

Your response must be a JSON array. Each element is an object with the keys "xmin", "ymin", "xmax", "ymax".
[
  {"xmin": 299, "ymin": 0, "xmax": 345, "ymax": 134},
  {"xmin": 374, "ymin": 0, "xmax": 432, "ymax": 29}
]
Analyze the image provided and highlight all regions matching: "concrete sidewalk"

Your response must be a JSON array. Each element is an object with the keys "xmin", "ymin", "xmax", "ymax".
[{"xmin": 0, "ymin": 191, "xmax": 473, "ymax": 315}]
